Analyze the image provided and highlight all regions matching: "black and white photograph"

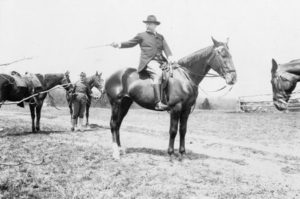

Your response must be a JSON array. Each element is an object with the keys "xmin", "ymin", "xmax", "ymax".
[{"xmin": 0, "ymin": 0, "xmax": 300, "ymax": 198}]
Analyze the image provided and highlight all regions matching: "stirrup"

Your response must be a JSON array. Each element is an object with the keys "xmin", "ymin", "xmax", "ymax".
[{"xmin": 155, "ymin": 101, "xmax": 169, "ymax": 111}]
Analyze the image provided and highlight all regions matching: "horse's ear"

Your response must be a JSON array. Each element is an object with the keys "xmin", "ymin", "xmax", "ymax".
[
  {"xmin": 211, "ymin": 37, "xmax": 219, "ymax": 46},
  {"xmin": 96, "ymin": 71, "xmax": 98, "ymax": 76},
  {"xmin": 226, "ymin": 37, "xmax": 229, "ymax": 44},
  {"xmin": 99, "ymin": 72, "xmax": 102, "ymax": 77},
  {"xmin": 271, "ymin": 58, "xmax": 278, "ymax": 74},
  {"xmin": 65, "ymin": 71, "xmax": 70, "ymax": 76}
]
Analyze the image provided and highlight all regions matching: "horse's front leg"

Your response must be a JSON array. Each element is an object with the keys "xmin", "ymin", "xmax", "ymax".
[
  {"xmin": 179, "ymin": 107, "xmax": 191, "ymax": 161},
  {"xmin": 29, "ymin": 104, "xmax": 36, "ymax": 132},
  {"xmin": 168, "ymin": 106, "xmax": 181, "ymax": 161},
  {"xmin": 35, "ymin": 102, "xmax": 43, "ymax": 132},
  {"xmin": 68, "ymin": 96, "xmax": 73, "ymax": 122},
  {"xmin": 85, "ymin": 102, "xmax": 90, "ymax": 127}
]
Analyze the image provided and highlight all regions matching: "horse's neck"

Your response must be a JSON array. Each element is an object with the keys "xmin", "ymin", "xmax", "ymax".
[
  {"xmin": 281, "ymin": 63, "xmax": 300, "ymax": 75},
  {"xmin": 86, "ymin": 77, "xmax": 94, "ymax": 88},
  {"xmin": 179, "ymin": 46, "xmax": 214, "ymax": 85},
  {"xmin": 44, "ymin": 74, "xmax": 63, "ymax": 89},
  {"xmin": 280, "ymin": 64, "xmax": 300, "ymax": 82}
]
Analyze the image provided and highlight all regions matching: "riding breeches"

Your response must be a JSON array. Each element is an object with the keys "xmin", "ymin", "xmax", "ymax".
[
  {"xmin": 72, "ymin": 93, "xmax": 87, "ymax": 119},
  {"xmin": 146, "ymin": 60, "xmax": 163, "ymax": 84}
]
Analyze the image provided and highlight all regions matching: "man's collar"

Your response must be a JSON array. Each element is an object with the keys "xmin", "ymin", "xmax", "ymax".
[{"xmin": 146, "ymin": 30, "xmax": 157, "ymax": 35}]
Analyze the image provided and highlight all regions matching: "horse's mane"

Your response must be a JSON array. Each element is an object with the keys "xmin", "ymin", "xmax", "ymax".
[
  {"xmin": 178, "ymin": 46, "xmax": 213, "ymax": 67},
  {"xmin": 43, "ymin": 73, "xmax": 64, "ymax": 86},
  {"xmin": 281, "ymin": 59, "xmax": 300, "ymax": 68},
  {"xmin": 44, "ymin": 73, "xmax": 63, "ymax": 81},
  {"xmin": 289, "ymin": 59, "xmax": 300, "ymax": 63}
]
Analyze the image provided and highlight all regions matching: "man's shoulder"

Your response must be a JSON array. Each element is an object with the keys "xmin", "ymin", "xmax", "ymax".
[{"xmin": 156, "ymin": 33, "xmax": 164, "ymax": 39}]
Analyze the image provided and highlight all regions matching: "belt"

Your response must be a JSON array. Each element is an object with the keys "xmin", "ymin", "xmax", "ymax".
[{"xmin": 153, "ymin": 54, "xmax": 166, "ymax": 63}]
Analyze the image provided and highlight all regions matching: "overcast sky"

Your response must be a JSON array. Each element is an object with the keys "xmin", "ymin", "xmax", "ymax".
[{"xmin": 1, "ymin": 0, "xmax": 300, "ymax": 98}]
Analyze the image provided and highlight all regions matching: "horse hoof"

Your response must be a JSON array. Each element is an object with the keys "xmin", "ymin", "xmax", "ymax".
[
  {"xmin": 169, "ymin": 155, "xmax": 175, "ymax": 163},
  {"xmin": 113, "ymin": 152, "xmax": 120, "ymax": 160},
  {"xmin": 112, "ymin": 143, "xmax": 120, "ymax": 160},
  {"xmin": 119, "ymin": 147, "xmax": 126, "ymax": 155},
  {"xmin": 179, "ymin": 154, "xmax": 184, "ymax": 162},
  {"xmin": 85, "ymin": 125, "xmax": 91, "ymax": 130}
]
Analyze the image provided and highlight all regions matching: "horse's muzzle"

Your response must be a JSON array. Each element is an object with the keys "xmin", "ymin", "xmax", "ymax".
[
  {"xmin": 225, "ymin": 72, "xmax": 237, "ymax": 85},
  {"xmin": 273, "ymin": 99, "xmax": 288, "ymax": 111}
]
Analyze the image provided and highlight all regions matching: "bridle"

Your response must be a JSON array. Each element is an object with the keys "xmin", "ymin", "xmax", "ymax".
[
  {"xmin": 88, "ymin": 75, "xmax": 104, "ymax": 93},
  {"xmin": 272, "ymin": 72, "xmax": 295, "ymax": 101},
  {"xmin": 182, "ymin": 45, "xmax": 236, "ymax": 95},
  {"xmin": 62, "ymin": 73, "xmax": 71, "ymax": 86},
  {"xmin": 208, "ymin": 46, "xmax": 236, "ymax": 76}
]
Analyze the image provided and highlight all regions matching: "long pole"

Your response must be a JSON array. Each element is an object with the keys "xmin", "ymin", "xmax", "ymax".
[
  {"xmin": 84, "ymin": 43, "xmax": 112, "ymax": 50},
  {"xmin": 0, "ymin": 57, "xmax": 34, "ymax": 67},
  {"xmin": 0, "ymin": 83, "xmax": 71, "ymax": 106}
]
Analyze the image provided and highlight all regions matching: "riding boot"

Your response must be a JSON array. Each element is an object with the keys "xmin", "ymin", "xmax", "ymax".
[
  {"xmin": 78, "ymin": 118, "xmax": 84, "ymax": 132},
  {"xmin": 71, "ymin": 119, "xmax": 76, "ymax": 132},
  {"xmin": 153, "ymin": 84, "xmax": 168, "ymax": 111}
]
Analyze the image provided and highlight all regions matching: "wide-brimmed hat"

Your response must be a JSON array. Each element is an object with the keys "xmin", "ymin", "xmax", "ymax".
[{"xmin": 143, "ymin": 15, "xmax": 160, "ymax": 25}]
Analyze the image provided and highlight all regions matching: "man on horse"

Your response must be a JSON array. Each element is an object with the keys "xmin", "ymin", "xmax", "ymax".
[
  {"xmin": 71, "ymin": 72, "xmax": 92, "ymax": 131},
  {"xmin": 112, "ymin": 15, "xmax": 175, "ymax": 110}
]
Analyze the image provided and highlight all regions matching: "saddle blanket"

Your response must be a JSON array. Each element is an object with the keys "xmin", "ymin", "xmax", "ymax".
[{"xmin": 11, "ymin": 72, "xmax": 42, "ymax": 88}]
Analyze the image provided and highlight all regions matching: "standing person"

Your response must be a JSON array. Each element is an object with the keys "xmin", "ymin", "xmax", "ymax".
[
  {"xmin": 71, "ymin": 72, "xmax": 92, "ymax": 131},
  {"xmin": 111, "ymin": 15, "xmax": 176, "ymax": 110}
]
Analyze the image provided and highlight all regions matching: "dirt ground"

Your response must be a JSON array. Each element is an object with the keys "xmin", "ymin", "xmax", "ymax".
[{"xmin": 0, "ymin": 106, "xmax": 299, "ymax": 199}]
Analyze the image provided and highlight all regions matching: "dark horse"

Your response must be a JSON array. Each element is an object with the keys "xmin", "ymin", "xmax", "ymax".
[
  {"xmin": 0, "ymin": 71, "xmax": 71, "ymax": 132},
  {"xmin": 105, "ymin": 37, "xmax": 237, "ymax": 159},
  {"xmin": 66, "ymin": 72, "xmax": 104, "ymax": 126},
  {"xmin": 271, "ymin": 58, "xmax": 300, "ymax": 111}
]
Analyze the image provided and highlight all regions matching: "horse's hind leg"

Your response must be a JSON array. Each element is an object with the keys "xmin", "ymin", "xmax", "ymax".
[
  {"xmin": 85, "ymin": 102, "xmax": 90, "ymax": 127},
  {"xmin": 35, "ymin": 103, "xmax": 43, "ymax": 132},
  {"xmin": 168, "ymin": 104, "xmax": 181, "ymax": 161},
  {"xmin": 179, "ymin": 107, "xmax": 191, "ymax": 161},
  {"xmin": 69, "ymin": 103, "xmax": 73, "ymax": 122},
  {"xmin": 29, "ymin": 104, "xmax": 36, "ymax": 132},
  {"xmin": 110, "ymin": 97, "xmax": 133, "ymax": 159}
]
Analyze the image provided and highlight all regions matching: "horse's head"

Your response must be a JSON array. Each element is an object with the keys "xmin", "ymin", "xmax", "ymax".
[
  {"xmin": 209, "ymin": 37, "xmax": 237, "ymax": 85},
  {"xmin": 61, "ymin": 71, "xmax": 72, "ymax": 91},
  {"xmin": 89, "ymin": 71, "xmax": 104, "ymax": 93},
  {"xmin": 270, "ymin": 59, "xmax": 298, "ymax": 111}
]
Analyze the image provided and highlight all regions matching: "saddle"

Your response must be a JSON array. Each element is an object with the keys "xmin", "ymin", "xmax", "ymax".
[
  {"xmin": 139, "ymin": 63, "xmax": 178, "ymax": 104},
  {"xmin": 11, "ymin": 72, "xmax": 42, "ymax": 90},
  {"xmin": 9, "ymin": 71, "xmax": 43, "ymax": 107},
  {"xmin": 160, "ymin": 63, "xmax": 179, "ymax": 104}
]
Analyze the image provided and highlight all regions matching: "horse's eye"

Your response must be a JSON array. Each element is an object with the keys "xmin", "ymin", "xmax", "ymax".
[{"xmin": 220, "ymin": 50, "xmax": 227, "ymax": 57}]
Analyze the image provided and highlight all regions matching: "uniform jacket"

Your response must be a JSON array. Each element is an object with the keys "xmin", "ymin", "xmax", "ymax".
[
  {"xmin": 120, "ymin": 31, "xmax": 172, "ymax": 72},
  {"xmin": 73, "ymin": 81, "xmax": 92, "ymax": 98}
]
